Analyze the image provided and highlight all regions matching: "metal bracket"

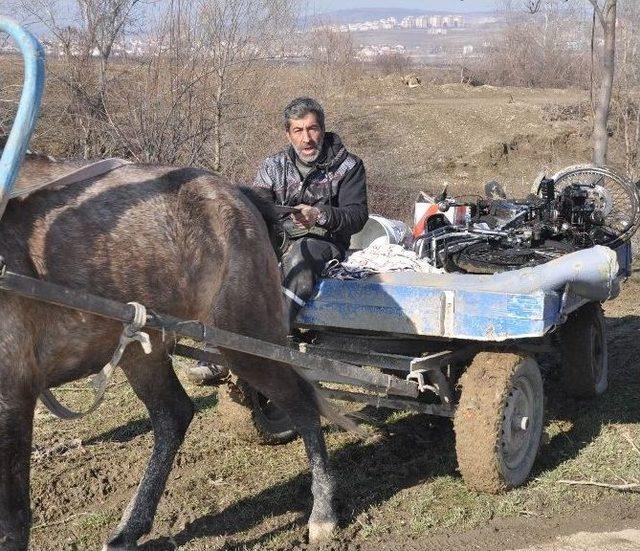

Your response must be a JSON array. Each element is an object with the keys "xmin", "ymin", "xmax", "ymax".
[
  {"xmin": 557, "ymin": 283, "xmax": 590, "ymax": 326},
  {"xmin": 557, "ymin": 284, "xmax": 571, "ymax": 325},
  {"xmin": 408, "ymin": 353, "xmax": 456, "ymax": 405},
  {"xmin": 442, "ymin": 290, "xmax": 455, "ymax": 336},
  {"xmin": 406, "ymin": 369, "xmax": 438, "ymax": 394}
]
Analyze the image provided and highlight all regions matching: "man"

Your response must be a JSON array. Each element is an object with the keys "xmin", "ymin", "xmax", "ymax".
[
  {"xmin": 255, "ymin": 96, "xmax": 369, "ymax": 325},
  {"xmin": 186, "ymin": 97, "xmax": 368, "ymax": 384}
]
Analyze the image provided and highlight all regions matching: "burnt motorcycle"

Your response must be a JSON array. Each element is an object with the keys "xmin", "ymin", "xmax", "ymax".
[{"xmin": 413, "ymin": 165, "xmax": 640, "ymax": 274}]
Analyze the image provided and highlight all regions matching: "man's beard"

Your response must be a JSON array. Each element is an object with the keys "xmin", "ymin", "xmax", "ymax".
[{"xmin": 295, "ymin": 139, "xmax": 324, "ymax": 163}]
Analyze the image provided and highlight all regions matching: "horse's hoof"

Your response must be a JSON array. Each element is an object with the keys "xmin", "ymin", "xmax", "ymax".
[{"xmin": 308, "ymin": 520, "xmax": 337, "ymax": 543}]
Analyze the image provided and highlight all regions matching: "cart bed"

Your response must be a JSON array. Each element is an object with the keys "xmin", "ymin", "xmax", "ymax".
[{"xmin": 297, "ymin": 243, "xmax": 631, "ymax": 341}]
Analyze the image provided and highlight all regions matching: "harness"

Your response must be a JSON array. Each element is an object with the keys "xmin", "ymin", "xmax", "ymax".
[
  {"xmin": 14, "ymin": 157, "xmax": 138, "ymax": 419},
  {"xmin": 40, "ymin": 302, "xmax": 152, "ymax": 419},
  {"xmin": 11, "ymin": 157, "xmax": 131, "ymax": 199}
]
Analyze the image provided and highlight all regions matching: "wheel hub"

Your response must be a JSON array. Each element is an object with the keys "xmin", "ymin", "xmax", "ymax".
[
  {"xmin": 512, "ymin": 414, "xmax": 530, "ymax": 431},
  {"xmin": 501, "ymin": 378, "xmax": 536, "ymax": 470}
]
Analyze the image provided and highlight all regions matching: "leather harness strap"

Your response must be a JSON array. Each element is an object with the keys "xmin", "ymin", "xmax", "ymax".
[
  {"xmin": 11, "ymin": 157, "xmax": 132, "ymax": 199},
  {"xmin": 40, "ymin": 302, "xmax": 152, "ymax": 420}
]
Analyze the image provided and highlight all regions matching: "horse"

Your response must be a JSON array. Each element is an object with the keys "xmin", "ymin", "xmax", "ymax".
[{"xmin": 0, "ymin": 154, "xmax": 352, "ymax": 549}]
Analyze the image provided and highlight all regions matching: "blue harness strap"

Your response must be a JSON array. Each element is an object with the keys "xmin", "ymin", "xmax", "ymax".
[{"xmin": 0, "ymin": 17, "xmax": 45, "ymax": 220}]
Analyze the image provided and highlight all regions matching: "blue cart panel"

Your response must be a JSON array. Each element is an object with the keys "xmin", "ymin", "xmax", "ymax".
[
  {"xmin": 297, "ymin": 243, "xmax": 631, "ymax": 342},
  {"xmin": 297, "ymin": 276, "xmax": 561, "ymax": 341}
]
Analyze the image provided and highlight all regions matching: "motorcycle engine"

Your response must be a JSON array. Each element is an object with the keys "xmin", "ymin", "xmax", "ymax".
[{"xmin": 552, "ymin": 184, "xmax": 604, "ymax": 245}]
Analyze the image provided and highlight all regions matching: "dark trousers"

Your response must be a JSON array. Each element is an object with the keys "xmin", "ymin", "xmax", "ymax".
[{"xmin": 281, "ymin": 237, "xmax": 344, "ymax": 327}]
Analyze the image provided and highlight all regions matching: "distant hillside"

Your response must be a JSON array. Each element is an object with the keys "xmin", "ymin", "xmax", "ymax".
[{"xmin": 303, "ymin": 7, "xmax": 496, "ymax": 26}]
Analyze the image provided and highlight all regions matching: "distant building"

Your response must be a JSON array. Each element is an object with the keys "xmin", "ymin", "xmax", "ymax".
[
  {"xmin": 311, "ymin": 12, "xmax": 464, "ymax": 34},
  {"xmin": 400, "ymin": 16, "xmax": 416, "ymax": 29},
  {"xmin": 355, "ymin": 42, "xmax": 407, "ymax": 61}
]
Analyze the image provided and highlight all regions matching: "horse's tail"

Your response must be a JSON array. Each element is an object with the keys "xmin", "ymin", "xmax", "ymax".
[
  {"xmin": 238, "ymin": 186, "xmax": 364, "ymax": 437},
  {"xmin": 238, "ymin": 186, "xmax": 278, "ymax": 226},
  {"xmin": 238, "ymin": 186, "xmax": 284, "ymax": 258}
]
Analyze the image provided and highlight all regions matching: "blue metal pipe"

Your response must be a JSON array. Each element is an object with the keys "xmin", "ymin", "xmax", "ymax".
[{"xmin": 0, "ymin": 17, "xmax": 45, "ymax": 218}]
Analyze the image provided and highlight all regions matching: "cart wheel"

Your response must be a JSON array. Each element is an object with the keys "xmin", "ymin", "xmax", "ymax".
[
  {"xmin": 560, "ymin": 302, "xmax": 608, "ymax": 398},
  {"xmin": 454, "ymin": 352, "xmax": 544, "ymax": 493},
  {"xmin": 217, "ymin": 377, "xmax": 297, "ymax": 445}
]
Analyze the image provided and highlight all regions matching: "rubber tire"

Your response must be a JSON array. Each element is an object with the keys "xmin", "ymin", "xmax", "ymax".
[
  {"xmin": 560, "ymin": 302, "xmax": 608, "ymax": 398},
  {"xmin": 451, "ymin": 241, "xmax": 576, "ymax": 274},
  {"xmin": 217, "ymin": 377, "xmax": 297, "ymax": 445},
  {"xmin": 454, "ymin": 352, "xmax": 544, "ymax": 493}
]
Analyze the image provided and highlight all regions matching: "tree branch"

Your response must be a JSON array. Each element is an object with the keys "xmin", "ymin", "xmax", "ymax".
[
  {"xmin": 525, "ymin": 0, "xmax": 544, "ymax": 13},
  {"xmin": 586, "ymin": 0, "xmax": 606, "ymax": 27},
  {"xmin": 559, "ymin": 479, "xmax": 640, "ymax": 492}
]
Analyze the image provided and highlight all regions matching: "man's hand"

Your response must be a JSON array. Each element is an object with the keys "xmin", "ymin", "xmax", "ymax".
[{"xmin": 291, "ymin": 204, "xmax": 321, "ymax": 229}]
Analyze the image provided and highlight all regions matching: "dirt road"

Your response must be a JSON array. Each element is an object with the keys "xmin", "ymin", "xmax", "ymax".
[
  {"xmin": 516, "ymin": 530, "xmax": 640, "ymax": 551},
  {"xmin": 358, "ymin": 495, "xmax": 640, "ymax": 551}
]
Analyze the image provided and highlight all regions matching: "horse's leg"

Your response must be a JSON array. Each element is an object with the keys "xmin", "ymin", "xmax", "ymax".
[
  {"xmin": 224, "ymin": 351, "xmax": 337, "ymax": 542},
  {"xmin": 105, "ymin": 350, "xmax": 194, "ymax": 550},
  {"xmin": 207, "ymin": 197, "xmax": 338, "ymax": 541},
  {"xmin": 0, "ymin": 361, "xmax": 37, "ymax": 550},
  {"xmin": 289, "ymin": 379, "xmax": 338, "ymax": 543}
]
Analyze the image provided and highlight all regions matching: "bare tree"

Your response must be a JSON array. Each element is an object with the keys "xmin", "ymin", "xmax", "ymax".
[
  {"xmin": 99, "ymin": 0, "xmax": 298, "ymax": 174},
  {"xmin": 374, "ymin": 52, "xmax": 412, "ymax": 77},
  {"xmin": 14, "ymin": 0, "xmax": 144, "ymax": 156},
  {"xmin": 589, "ymin": 0, "xmax": 617, "ymax": 165},
  {"xmin": 479, "ymin": 0, "xmax": 588, "ymax": 88},
  {"xmin": 524, "ymin": 0, "xmax": 617, "ymax": 165},
  {"xmin": 308, "ymin": 26, "xmax": 359, "ymax": 85},
  {"xmin": 611, "ymin": 2, "xmax": 640, "ymax": 178},
  {"xmin": 11, "ymin": 0, "xmax": 299, "ymax": 171},
  {"xmin": 199, "ymin": 0, "xmax": 297, "ymax": 172},
  {"xmin": 103, "ymin": 0, "xmax": 216, "ymax": 165}
]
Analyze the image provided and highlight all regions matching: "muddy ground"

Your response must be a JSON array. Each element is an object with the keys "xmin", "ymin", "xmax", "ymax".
[{"xmin": 27, "ymin": 82, "xmax": 640, "ymax": 550}]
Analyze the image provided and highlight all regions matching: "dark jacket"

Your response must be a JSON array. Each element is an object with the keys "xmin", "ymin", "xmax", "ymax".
[{"xmin": 252, "ymin": 132, "xmax": 368, "ymax": 250}]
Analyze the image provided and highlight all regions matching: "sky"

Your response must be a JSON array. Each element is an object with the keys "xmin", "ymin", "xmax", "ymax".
[{"xmin": 312, "ymin": 0, "xmax": 497, "ymax": 13}]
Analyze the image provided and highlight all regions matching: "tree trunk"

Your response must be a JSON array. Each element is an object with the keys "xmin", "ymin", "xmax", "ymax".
[
  {"xmin": 592, "ymin": 0, "xmax": 617, "ymax": 166},
  {"xmin": 212, "ymin": 81, "xmax": 224, "ymax": 173}
]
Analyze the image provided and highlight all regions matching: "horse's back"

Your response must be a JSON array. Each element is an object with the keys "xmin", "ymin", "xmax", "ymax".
[
  {"xmin": 0, "ymin": 159, "xmax": 285, "ymax": 383},
  {"xmin": 2, "ymin": 163, "xmax": 267, "ymax": 312}
]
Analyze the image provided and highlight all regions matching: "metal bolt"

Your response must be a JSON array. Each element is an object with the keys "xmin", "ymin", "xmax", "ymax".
[{"xmin": 513, "ymin": 415, "xmax": 530, "ymax": 431}]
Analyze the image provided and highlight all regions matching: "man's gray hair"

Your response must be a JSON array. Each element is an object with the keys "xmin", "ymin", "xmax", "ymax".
[{"xmin": 284, "ymin": 97, "xmax": 325, "ymax": 131}]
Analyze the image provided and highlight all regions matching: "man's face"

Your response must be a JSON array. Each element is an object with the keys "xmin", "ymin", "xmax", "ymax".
[{"xmin": 286, "ymin": 112, "xmax": 324, "ymax": 163}]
